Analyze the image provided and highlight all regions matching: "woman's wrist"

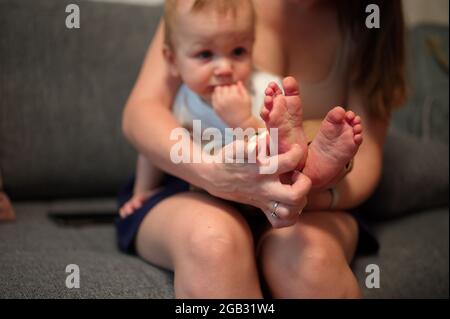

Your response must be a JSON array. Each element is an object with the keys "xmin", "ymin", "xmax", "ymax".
[{"xmin": 192, "ymin": 160, "xmax": 216, "ymax": 190}]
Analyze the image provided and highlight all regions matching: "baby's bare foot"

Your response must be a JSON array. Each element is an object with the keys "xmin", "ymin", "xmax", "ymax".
[
  {"xmin": 303, "ymin": 107, "xmax": 363, "ymax": 190},
  {"xmin": 260, "ymin": 77, "xmax": 308, "ymax": 170}
]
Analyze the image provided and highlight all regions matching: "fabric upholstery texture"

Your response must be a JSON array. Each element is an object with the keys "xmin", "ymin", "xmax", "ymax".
[{"xmin": 0, "ymin": 0, "xmax": 162, "ymax": 199}]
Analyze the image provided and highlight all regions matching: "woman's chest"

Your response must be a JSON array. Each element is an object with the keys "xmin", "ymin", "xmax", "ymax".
[
  {"xmin": 285, "ymin": 41, "xmax": 346, "ymax": 119},
  {"xmin": 254, "ymin": 12, "xmax": 347, "ymax": 120},
  {"xmin": 255, "ymin": 37, "xmax": 346, "ymax": 120}
]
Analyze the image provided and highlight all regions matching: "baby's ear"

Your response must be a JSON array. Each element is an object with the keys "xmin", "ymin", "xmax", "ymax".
[{"xmin": 163, "ymin": 45, "xmax": 179, "ymax": 78}]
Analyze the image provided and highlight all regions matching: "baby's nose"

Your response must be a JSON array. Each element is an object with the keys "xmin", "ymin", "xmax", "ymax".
[{"xmin": 214, "ymin": 59, "xmax": 233, "ymax": 77}]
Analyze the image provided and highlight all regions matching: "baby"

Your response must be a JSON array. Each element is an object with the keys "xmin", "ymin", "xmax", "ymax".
[{"xmin": 120, "ymin": 0, "xmax": 363, "ymax": 217}]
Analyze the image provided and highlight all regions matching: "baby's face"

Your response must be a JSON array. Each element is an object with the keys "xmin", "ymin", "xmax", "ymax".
[{"xmin": 167, "ymin": 4, "xmax": 254, "ymax": 103}]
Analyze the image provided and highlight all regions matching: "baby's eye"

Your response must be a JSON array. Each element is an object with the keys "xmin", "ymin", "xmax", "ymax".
[
  {"xmin": 232, "ymin": 47, "xmax": 247, "ymax": 57},
  {"xmin": 196, "ymin": 50, "xmax": 213, "ymax": 60}
]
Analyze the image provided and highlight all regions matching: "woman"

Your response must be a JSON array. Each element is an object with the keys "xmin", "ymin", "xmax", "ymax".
[{"xmin": 120, "ymin": 0, "xmax": 406, "ymax": 298}]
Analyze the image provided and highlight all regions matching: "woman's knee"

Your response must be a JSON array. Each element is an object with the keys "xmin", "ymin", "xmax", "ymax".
[
  {"xmin": 260, "ymin": 223, "xmax": 361, "ymax": 298},
  {"xmin": 174, "ymin": 195, "xmax": 255, "ymax": 266},
  {"xmin": 184, "ymin": 213, "xmax": 254, "ymax": 266},
  {"xmin": 291, "ymin": 244, "xmax": 361, "ymax": 298}
]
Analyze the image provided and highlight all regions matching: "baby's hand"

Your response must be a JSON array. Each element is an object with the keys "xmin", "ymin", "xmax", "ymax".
[
  {"xmin": 212, "ymin": 81, "xmax": 252, "ymax": 128},
  {"xmin": 119, "ymin": 190, "xmax": 158, "ymax": 219}
]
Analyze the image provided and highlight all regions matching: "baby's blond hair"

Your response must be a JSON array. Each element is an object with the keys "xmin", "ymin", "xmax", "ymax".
[{"xmin": 164, "ymin": 0, "xmax": 254, "ymax": 49}]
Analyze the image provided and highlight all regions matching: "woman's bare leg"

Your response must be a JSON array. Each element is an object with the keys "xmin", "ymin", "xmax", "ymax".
[
  {"xmin": 135, "ymin": 192, "xmax": 263, "ymax": 298},
  {"xmin": 258, "ymin": 211, "xmax": 361, "ymax": 298}
]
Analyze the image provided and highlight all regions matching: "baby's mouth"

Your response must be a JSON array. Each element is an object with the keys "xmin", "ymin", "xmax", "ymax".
[{"xmin": 210, "ymin": 82, "xmax": 235, "ymax": 90}]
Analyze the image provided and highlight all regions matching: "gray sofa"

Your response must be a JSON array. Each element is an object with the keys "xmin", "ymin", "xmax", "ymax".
[{"xmin": 0, "ymin": 0, "xmax": 448, "ymax": 298}]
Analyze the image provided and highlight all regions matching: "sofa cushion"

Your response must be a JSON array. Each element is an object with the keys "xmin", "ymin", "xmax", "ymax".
[
  {"xmin": 392, "ymin": 24, "xmax": 449, "ymax": 143},
  {"xmin": 0, "ymin": 200, "xmax": 447, "ymax": 298},
  {"xmin": 362, "ymin": 128, "xmax": 449, "ymax": 220},
  {"xmin": 0, "ymin": 200, "xmax": 174, "ymax": 298},
  {"xmin": 0, "ymin": 0, "xmax": 162, "ymax": 200},
  {"xmin": 353, "ymin": 208, "xmax": 449, "ymax": 299}
]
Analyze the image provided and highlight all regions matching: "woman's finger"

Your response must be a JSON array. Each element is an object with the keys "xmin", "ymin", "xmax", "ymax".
[
  {"xmin": 259, "ymin": 172, "xmax": 311, "ymax": 206},
  {"xmin": 260, "ymin": 143, "xmax": 305, "ymax": 175},
  {"xmin": 263, "ymin": 205, "xmax": 298, "ymax": 228}
]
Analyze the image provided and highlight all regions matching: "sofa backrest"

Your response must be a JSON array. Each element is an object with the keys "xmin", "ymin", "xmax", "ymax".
[
  {"xmin": 1, "ymin": 0, "xmax": 448, "ymax": 209},
  {"xmin": 0, "ymin": 0, "xmax": 163, "ymax": 200}
]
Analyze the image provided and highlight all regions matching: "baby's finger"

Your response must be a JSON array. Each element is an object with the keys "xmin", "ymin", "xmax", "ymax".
[
  {"xmin": 222, "ymin": 85, "xmax": 231, "ymax": 97},
  {"xmin": 237, "ymin": 81, "xmax": 249, "ymax": 97},
  {"xmin": 229, "ymin": 84, "xmax": 239, "ymax": 96}
]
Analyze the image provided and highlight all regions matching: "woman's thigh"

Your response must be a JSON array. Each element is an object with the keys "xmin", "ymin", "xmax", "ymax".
[{"xmin": 135, "ymin": 191, "xmax": 256, "ymax": 271}]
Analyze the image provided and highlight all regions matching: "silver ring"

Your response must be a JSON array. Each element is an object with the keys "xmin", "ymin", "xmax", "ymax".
[{"xmin": 271, "ymin": 201, "xmax": 280, "ymax": 218}]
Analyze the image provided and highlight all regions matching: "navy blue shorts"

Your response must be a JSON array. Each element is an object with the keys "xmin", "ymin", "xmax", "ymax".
[
  {"xmin": 115, "ymin": 174, "xmax": 190, "ymax": 254},
  {"xmin": 115, "ymin": 175, "xmax": 379, "ymax": 255}
]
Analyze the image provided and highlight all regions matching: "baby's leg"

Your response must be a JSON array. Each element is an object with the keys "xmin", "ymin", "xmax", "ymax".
[
  {"xmin": 120, "ymin": 155, "xmax": 164, "ymax": 218},
  {"xmin": 258, "ymin": 211, "xmax": 361, "ymax": 298},
  {"xmin": 133, "ymin": 154, "xmax": 163, "ymax": 194},
  {"xmin": 135, "ymin": 192, "xmax": 262, "ymax": 298}
]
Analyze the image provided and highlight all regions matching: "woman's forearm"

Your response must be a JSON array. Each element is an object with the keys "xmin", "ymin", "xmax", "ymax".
[
  {"xmin": 305, "ymin": 172, "xmax": 380, "ymax": 212},
  {"xmin": 123, "ymin": 101, "xmax": 212, "ymax": 190}
]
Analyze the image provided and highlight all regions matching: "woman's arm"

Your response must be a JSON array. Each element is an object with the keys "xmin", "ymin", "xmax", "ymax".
[
  {"xmin": 122, "ymin": 21, "xmax": 210, "ymax": 187},
  {"xmin": 305, "ymin": 90, "xmax": 389, "ymax": 211}
]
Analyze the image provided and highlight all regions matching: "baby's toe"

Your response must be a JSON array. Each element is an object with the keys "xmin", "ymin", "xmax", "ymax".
[
  {"xmin": 353, "ymin": 124, "xmax": 363, "ymax": 135},
  {"xmin": 354, "ymin": 134, "xmax": 363, "ymax": 145},
  {"xmin": 265, "ymin": 86, "xmax": 274, "ymax": 96},
  {"xmin": 260, "ymin": 108, "xmax": 270, "ymax": 121},
  {"xmin": 264, "ymin": 95, "xmax": 274, "ymax": 110},
  {"xmin": 122, "ymin": 204, "xmax": 132, "ymax": 215},
  {"xmin": 326, "ymin": 107, "xmax": 346, "ymax": 124},
  {"xmin": 345, "ymin": 111, "xmax": 356, "ymax": 122},
  {"xmin": 352, "ymin": 115, "xmax": 362, "ymax": 126},
  {"xmin": 269, "ymin": 82, "xmax": 282, "ymax": 96}
]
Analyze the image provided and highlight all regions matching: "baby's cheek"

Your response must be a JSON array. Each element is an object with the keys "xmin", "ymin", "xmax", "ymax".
[
  {"xmin": 235, "ymin": 61, "xmax": 252, "ymax": 83},
  {"xmin": 184, "ymin": 73, "xmax": 209, "ymax": 95}
]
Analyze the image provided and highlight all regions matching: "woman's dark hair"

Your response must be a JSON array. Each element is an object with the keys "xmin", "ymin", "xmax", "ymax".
[{"xmin": 337, "ymin": 0, "xmax": 407, "ymax": 119}]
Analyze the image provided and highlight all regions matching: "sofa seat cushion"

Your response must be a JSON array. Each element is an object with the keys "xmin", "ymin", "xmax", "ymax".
[
  {"xmin": 0, "ymin": 200, "xmax": 174, "ymax": 298},
  {"xmin": 0, "ymin": 200, "xmax": 447, "ymax": 298}
]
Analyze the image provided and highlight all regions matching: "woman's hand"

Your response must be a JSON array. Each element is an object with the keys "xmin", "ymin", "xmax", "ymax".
[{"xmin": 201, "ymin": 140, "xmax": 311, "ymax": 228}]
